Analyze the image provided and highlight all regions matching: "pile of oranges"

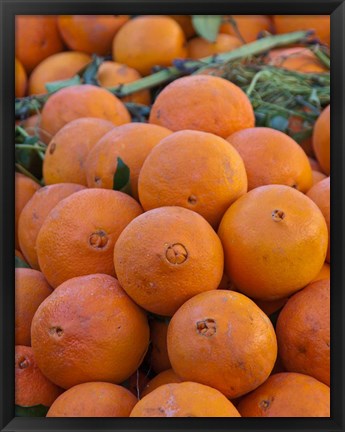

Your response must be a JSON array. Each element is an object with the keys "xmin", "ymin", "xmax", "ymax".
[{"xmin": 15, "ymin": 14, "xmax": 330, "ymax": 418}]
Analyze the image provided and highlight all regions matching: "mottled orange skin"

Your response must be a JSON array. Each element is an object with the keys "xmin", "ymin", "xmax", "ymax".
[
  {"xmin": 307, "ymin": 177, "xmax": 330, "ymax": 262},
  {"xmin": 218, "ymin": 185, "xmax": 328, "ymax": 300},
  {"xmin": 237, "ymin": 372, "xmax": 330, "ymax": 417},
  {"xmin": 98, "ymin": 62, "xmax": 151, "ymax": 105},
  {"xmin": 277, "ymin": 279, "xmax": 330, "ymax": 385},
  {"xmin": 311, "ymin": 170, "xmax": 327, "ymax": 187},
  {"xmin": 227, "ymin": 127, "xmax": 313, "ymax": 192},
  {"xmin": 138, "ymin": 130, "xmax": 248, "ymax": 228},
  {"xmin": 141, "ymin": 369, "xmax": 182, "ymax": 397},
  {"xmin": 220, "ymin": 15, "xmax": 272, "ymax": 42},
  {"xmin": 273, "ymin": 15, "xmax": 330, "ymax": 46},
  {"xmin": 187, "ymin": 34, "xmax": 242, "ymax": 59},
  {"xmin": 43, "ymin": 118, "xmax": 115, "ymax": 186},
  {"xmin": 15, "ymin": 16, "xmax": 64, "ymax": 73},
  {"xmin": 148, "ymin": 319, "xmax": 171, "ymax": 373},
  {"xmin": 40, "ymin": 85, "xmax": 130, "ymax": 144},
  {"xmin": 312, "ymin": 263, "xmax": 330, "ymax": 282},
  {"xmin": 313, "ymin": 105, "xmax": 330, "ymax": 175},
  {"xmin": 18, "ymin": 183, "xmax": 86, "ymax": 269},
  {"xmin": 31, "ymin": 274, "xmax": 150, "ymax": 389},
  {"xmin": 15, "ymin": 268, "xmax": 52, "ymax": 346},
  {"xmin": 113, "ymin": 16, "xmax": 187, "ymax": 76},
  {"xmin": 169, "ymin": 15, "xmax": 195, "ymax": 39},
  {"xmin": 131, "ymin": 382, "xmax": 241, "ymax": 417},
  {"xmin": 28, "ymin": 52, "xmax": 91, "ymax": 95},
  {"xmin": 15, "ymin": 173, "xmax": 41, "ymax": 249},
  {"xmin": 267, "ymin": 48, "xmax": 327, "ymax": 73},
  {"xmin": 15, "ymin": 345, "xmax": 63, "ymax": 407},
  {"xmin": 47, "ymin": 382, "xmax": 137, "ymax": 417},
  {"xmin": 58, "ymin": 15, "xmax": 129, "ymax": 55},
  {"xmin": 114, "ymin": 207, "xmax": 224, "ymax": 316},
  {"xmin": 167, "ymin": 290, "xmax": 277, "ymax": 399},
  {"xmin": 85, "ymin": 123, "xmax": 172, "ymax": 200},
  {"xmin": 15, "ymin": 58, "xmax": 27, "ymax": 97},
  {"xmin": 36, "ymin": 189, "xmax": 142, "ymax": 288}
]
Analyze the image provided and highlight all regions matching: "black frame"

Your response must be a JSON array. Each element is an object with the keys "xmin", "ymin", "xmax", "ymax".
[{"xmin": 1, "ymin": 0, "xmax": 344, "ymax": 431}]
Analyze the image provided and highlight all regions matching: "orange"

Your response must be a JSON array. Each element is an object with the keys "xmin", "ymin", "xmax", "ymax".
[
  {"xmin": 15, "ymin": 58, "xmax": 27, "ymax": 97},
  {"xmin": 226, "ymin": 127, "xmax": 313, "ymax": 192},
  {"xmin": 36, "ymin": 189, "xmax": 142, "ymax": 288},
  {"xmin": 138, "ymin": 130, "xmax": 248, "ymax": 227},
  {"xmin": 169, "ymin": 15, "xmax": 195, "ymax": 39},
  {"xmin": 148, "ymin": 319, "xmax": 171, "ymax": 373},
  {"xmin": 149, "ymin": 75, "xmax": 255, "ymax": 138},
  {"xmin": 220, "ymin": 15, "xmax": 272, "ymax": 43},
  {"xmin": 18, "ymin": 183, "xmax": 86, "ymax": 269},
  {"xmin": 276, "ymin": 279, "xmax": 330, "ymax": 385},
  {"xmin": 168, "ymin": 290, "xmax": 277, "ymax": 399},
  {"xmin": 130, "ymin": 382, "xmax": 241, "ymax": 417},
  {"xmin": 15, "ymin": 173, "xmax": 41, "ymax": 249},
  {"xmin": 58, "ymin": 15, "xmax": 129, "ymax": 56},
  {"xmin": 217, "ymin": 273, "xmax": 239, "ymax": 291},
  {"xmin": 15, "ymin": 268, "xmax": 52, "ymax": 346},
  {"xmin": 307, "ymin": 177, "xmax": 330, "ymax": 262},
  {"xmin": 237, "ymin": 372, "xmax": 330, "ymax": 417},
  {"xmin": 39, "ymin": 84, "xmax": 131, "ymax": 144},
  {"xmin": 31, "ymin": 274, "xmax": 150, "ymax": 389},
  {"xmin": 15, "ymin": 345, "xmax": 63, "ymax": 407},
  {"xmin": 15, "ymin": 16, "xmax": 64, "ymax": 73},
  {"xmin": 312, "ymin": 105, "xmax": 330, "ymax": 175},
  {"xmin": 113, "ymin": 16, "xmax": 187, "ymax": 76},
  {"xmin": 311, "ymin": 170, "xmax": 327, "ymax": 187},
  {"xmin": 28, "ymin": 51, "xmax": 91, "ymax": 95},
  {"xmin": 308, "ymin": 157, "xmax": 321, "ymax": 171},
  {"xmin": 273, "ymin": 15, "xmax": 330, "ymax": 46},
  {"xmin": 98, "ymin": 61, "xmax": 151, "ymax": 105},
  {"xmin": 43, "ymin": 118, "xmax": 114, "ymax": 186},
  {"xmin": 186, "ymin": 34, "xmax": 242, "ymax": 59},
  {"xmin": 47, "ymin": 382, "xmax": 137, "ymax": 417},
  {"xmin": 254, "ymin": 297, "xmax": 288, "ymax": 317},
  {"xmin": 141, "ymin": 369, "xmax": 182, "ymax": 397},
  {"xmin": 267, "ymin": 47, "xmax": 327, "ymax": 73},
  {"xmin": 114, "ymin": 206, "xmax": 224, "ymax": 316},
  {"xmin": 312, "ymin": 262, "xmax": 330, "ymax": 282},
  {"xmin": 85, "ymin": 123, "xmax": 172, "ymax": 200},
  {"xmin": 218, "ymin": 185, "xmax": 328, "ymax": 300}
]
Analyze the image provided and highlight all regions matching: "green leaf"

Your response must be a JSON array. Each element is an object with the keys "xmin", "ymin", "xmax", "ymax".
[
  {"xmin": 268, "ymin": 115, "xmax": 289, "ymax": 132},
  {"xmin": 15, "ymin": 256, "xmax": 30, "ymax": 268},
  {"xmin": 113, "ymin": 157, "xmax": 131, "ymax": 195},
  {"xmin": 191, "ymin": 15, "xmax": 222, "ymax": 42},
  {"xmin": 45, "ymin": 75, "xmax": 82, "ymax": 93},
  {"xmin": 15, "ymin": 404, "xmax": 49, "ymax": 417},
  {"xmin": 82, "ymin": 55, "xmax": 104, "ymax": 85},
  {"xmin": 24, "ymin": 135, "xmax": 39, "ymax": 145}
]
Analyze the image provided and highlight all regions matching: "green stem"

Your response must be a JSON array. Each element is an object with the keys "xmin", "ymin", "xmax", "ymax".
[
  {"xmin": 15, "ymin": 163, "xmax": 42, "ymax": 185},
  {"xmin": 312, "ymin": 47, "xmax": 330, "ymax": 69},
  {"xmin": 246, "ymin": 70, "xmax": 271, "ymax": 97}
]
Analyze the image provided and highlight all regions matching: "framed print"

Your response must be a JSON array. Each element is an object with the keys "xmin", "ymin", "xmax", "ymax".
[{"xmin": 1, "ymin": 0, "xmax": 344, "ymax": 431}]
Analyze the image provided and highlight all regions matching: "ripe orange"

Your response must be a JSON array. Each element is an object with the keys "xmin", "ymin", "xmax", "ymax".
[
  {"xmin": 311, "ymin": 170, "xmax": 327, "ymax": 187},
  {"xmin": 138, "ymin": 130, "xmax": 248, "ymax": 227},
  {"xmin": 15, "ymin": 268, "xmax": 52, "ymax": 346},
  {"xmin": 57, "ymin": 15, "xmax": 129, "ymax": 55},
  {"xmin": 36, "ymin": 188, "xmax": 142, "ymax": 288},
  {"xmin": 15, "ymin": 173, "xmax": 41, "ymax": 249},
  {"xmin": 18, "ymin": 183, "xmax": 86, "ymax": 269},
  {"xmin": 113, "ymin": 16, "xmax": 187, "ymax": 76},
  {"xmin": 43, "ymin": 118, "xmax": 114, "ymax": 186},
  {"xmin": 47, "ymin": 382, "xmax": 137, "ymax": 417},
  {"xmin": 141, "ymin": 369, "xmax": 182, "ymax": 398},
  {"xmin": 39, "ymin": 84, "xmax": 130, "ymax": 144},
  {"xmin": 169, "ymin": 15, "xmax": 195, "ymax": 39},
  {"xmin": 220, "ymin": 15, "xmax": 272, "ymax": 43},
  {"xmin": 85, "ymin": 123, "xmax": 172, "ymax": 200},
  {"xmin": 273, "ymin": 15, "xmax": 330, "ymax": 46},
  {"xmin": 114, "ymin": 206, "xmax": 224, "ymax": 316},
  {"xmin": 97, "ymin": 61, "xmax": 151, "ymax": 105},
  {"xmin": 226, "ymin": 127, "xmax": 313, "ymax": 192},
  {"xmin": 276, "ymin": 279, "xmax": 330, "ymax": 385},
  {"xmin": 15, "ymin": 15, "xmax": 64, "ymax": 73},
  {"xmin": 237, "ymin": 372, "xmax": 330, "ymax": 417},
  {"xmin": 312, "ymin": 262, "xmax": 330, "ymax": 282},
  {"xmin": 307, "ymin": 177, "xmax": 330, "ymax": 262},
  {"xmin": 167, "ymin": 290, "xmax": 277, "ymax": 398},
  {"xmin": 149, "ymin": 75, "xmax": 255, "ymax": 138},
  {"xmin": 28, "ymin": 51, "xmax": 91, "ymax": 95},
  {"xmin": 130, "ymin": 382, "xmax": 241, "ymax": 417},
  {"xmin": 148, "ymin": 319, "xmax": 171, "ymax": 373},
  {"xmin": 187, "ymin": 34, "xmax": 242, "ymax": 59},
  {"xmin": 218, "ymin": 185, "xmax": 328, "ymax": 300},
  {"xmin": 313, "ymin": 105, "xmax": 330, "ymax": 175},
  {"xmin": 31, "ymin": 274, "xmax": 150, "ymax": 389},
  {"xmin": 267, "ymin": 47, "xmax": 327, "ymax": 73},
  {"xmin": 15, "ymin": 58, "xmax": 27, "ymax": 97},
  {"xmin": 15, "ymin": 345, "xmax": 63, "ymax": 407}
]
